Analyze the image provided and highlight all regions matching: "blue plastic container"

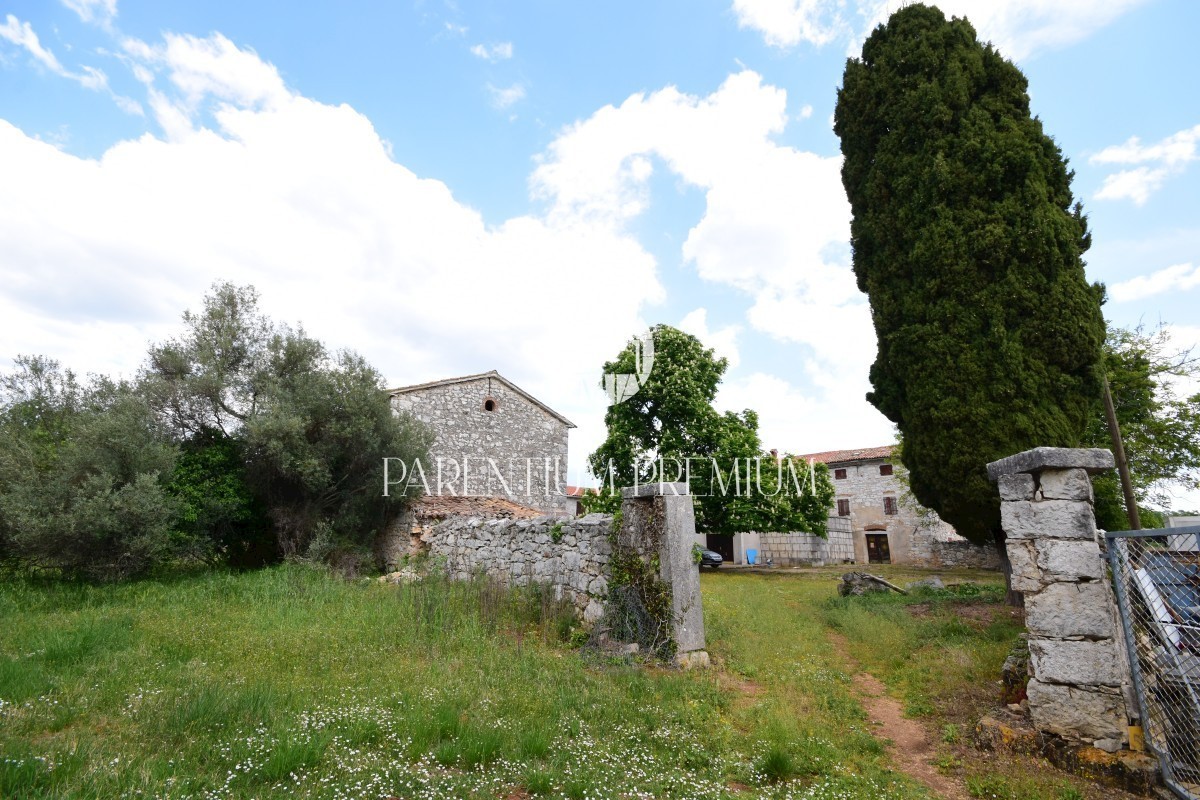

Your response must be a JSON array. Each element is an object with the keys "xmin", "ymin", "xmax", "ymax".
[{"xmin": 746, "ymin": 548, "xmax": 758, "ymax": 565}]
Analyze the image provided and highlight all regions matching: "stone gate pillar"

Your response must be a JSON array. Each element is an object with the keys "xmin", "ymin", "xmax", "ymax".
[
  {"xmin": 987, "ymin": 447, "xmax": 1131, "ymax": 751},
  {"xmin": 620, "ymin": 482, "xmax": 708, "ymax": 667}
]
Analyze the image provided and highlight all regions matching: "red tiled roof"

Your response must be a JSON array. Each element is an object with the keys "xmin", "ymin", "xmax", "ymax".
[
  {"xmin": 564, "ymin": 485, "xmax": 597, "ymax": 497},
  {"xmin": 412, "ymin": 495, "xmax": 544, "ymax": 520},
  {"xmin": 792, "ymin": 445, "xmax": 896, "ymax": 465}
]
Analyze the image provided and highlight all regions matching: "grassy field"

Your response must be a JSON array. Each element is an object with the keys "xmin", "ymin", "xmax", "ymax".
[{"xmin": 0, "ymin": 563, "xmax": 1108, "ymax": 799}]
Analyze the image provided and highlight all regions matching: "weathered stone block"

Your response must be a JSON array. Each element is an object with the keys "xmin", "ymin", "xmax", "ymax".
[
  {"xmin": 1036, "ymin": 540, "xmax": 1102, "ymax": 581},
  {"xmin": 621, "ymin": 481, "xmax": 689, "ymax": 499},
  {"xmin": 1038, "ymin": 468, "xmax": 1094, "ymax": 502},
  {"xmin": 1000, "ymin": 499, "xmax": 1096, "ymax": 540},
  {"xmin": 1028, "ymin": 639, "xmax": 1121, "ymax": 686},
  {"xmin": 1026, "ymin": 679, "xmax": 1125, "ymax": 742},
  {"xmin": 1006, "ymin": 540, "xmax": 1041, "ymax": 592},
  {"xmin": 987, "ymin": 447, "xmax": 1115, "ymax": 481},
  {"xmin": 657, "ymin": 493, "xmax": 706, "ymax": 654},
  {"xmin": 998, "ymin": 473, "xmax": 1036, "ymax": 501},
  {"xmin": 1025, "ymin": 582, "xmax": 1115, "ymax": 639}
]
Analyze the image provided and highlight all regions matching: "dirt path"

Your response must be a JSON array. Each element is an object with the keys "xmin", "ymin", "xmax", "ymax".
[{"xmin": 829, "ymin": 633, "xmax": 968, "ymax": 800}]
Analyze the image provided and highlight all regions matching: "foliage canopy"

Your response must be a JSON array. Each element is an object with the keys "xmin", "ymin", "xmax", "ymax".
[
  {"xmin": 1088, "ymin": 324, "xmax": 1200, "ymax": 530},
  {"xmin": 587, "ymin": 326, "xmax": 834, "ymax": 534},
  {"xmin": 0, "ymin": 356, "xmax": 183, "ymax": 580},
  {"xmin": 834, "ymin": 4, "xmax": 1106, "ymax": 545},
  {"xmin": 1, "ymin": 283, "xmax": 431, "ymax": 580},
  {"xmin": 144, "ymin": 283, "xmax": 433, "ymax": 561}
]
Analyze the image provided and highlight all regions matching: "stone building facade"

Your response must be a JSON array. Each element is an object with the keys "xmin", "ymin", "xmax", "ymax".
[
  {"xmin": 797, "ymin": 445, "xmax": 999, "ymax": 569},
  {"xmin": 389, "ymin": 371, "xmax": 574, "ymax": 515}
]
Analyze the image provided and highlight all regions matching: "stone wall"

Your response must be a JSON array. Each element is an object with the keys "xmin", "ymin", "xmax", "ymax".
[
  {"xmin": 424, "ymin": 513, "xmax": 612, "ymax": 622},
  {"xmin": 419, "ymin": 483, "xmax": 708, "ymax": 667},
  {"xmin": 988, "ymin": 447, "xmax": 1131, "ymax": 752},
  {"xmin": 757, "ymin": 529, "xmax": 856, "ymax": 566},
  {"xmin": 929, "ymin": 539, "xmax": 1004, "ymax": 570},
  {"xmin": 391, "ymin": 373, "xmax": 572, "ymax": 514}
]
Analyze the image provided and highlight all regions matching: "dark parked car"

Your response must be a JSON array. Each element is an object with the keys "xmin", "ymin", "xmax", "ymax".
[{"xmin": 699, "ymin": 548, "xmax": 723, "ymax": 568}]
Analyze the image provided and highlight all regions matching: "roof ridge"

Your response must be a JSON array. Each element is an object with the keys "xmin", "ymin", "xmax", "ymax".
[
  {"xmin": 388, "ymin": 370, "xmax": 576, "ymax": 428},
  {"xmin": 791, "ymin": 444, "xmax": 896, "ymax": 463}
]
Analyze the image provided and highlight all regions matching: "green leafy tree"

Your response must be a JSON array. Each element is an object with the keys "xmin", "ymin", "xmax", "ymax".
[
  {"xmin": 0, "ymin": 357, "xmax": 183, "ymax": 580},
  {"xmin": 587, "ymin": 326, "xmax": 834, "ymax": 534},
  {"xmin": 167, "ymin": 428, "xmax": 271, "ymax": 568},
  {"xmin": 144, "ymin": 283, "xmax": 433, "ymax": 561},
  {"xmin": 1088, "ymin": 324, "xmax": 1200, "ymax": 531},
  {"xmin": 242, "ymin": 339, "xmax": 431, "ymax": 557},
  {"xmin": 834, "ymin": 4, "xmax": 1106, "ymax": 552}
]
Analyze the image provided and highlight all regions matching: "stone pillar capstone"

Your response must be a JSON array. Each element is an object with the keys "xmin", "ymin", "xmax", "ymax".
[{"xmin": 987, "ymin": 447, "xmax": 1130, "ymax": 752}]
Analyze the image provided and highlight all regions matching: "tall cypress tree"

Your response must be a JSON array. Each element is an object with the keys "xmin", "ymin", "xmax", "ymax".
[{"xmin": 834, "ymin": 4, "xmax": 1106, "ymax": 548}]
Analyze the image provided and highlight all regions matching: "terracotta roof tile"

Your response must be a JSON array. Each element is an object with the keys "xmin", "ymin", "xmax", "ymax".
[
  {"xmin": 412, "ymin": 494, "xmax": 545, "ymax": 520},
  {"xmin": 792, "ymin": 445, "xmax": 896, "ymax": 464}
]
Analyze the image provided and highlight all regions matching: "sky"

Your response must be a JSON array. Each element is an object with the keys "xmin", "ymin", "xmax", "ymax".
[{"xmin": 1, "ymin": 0, "xmax": 1198, "ymax": 509}]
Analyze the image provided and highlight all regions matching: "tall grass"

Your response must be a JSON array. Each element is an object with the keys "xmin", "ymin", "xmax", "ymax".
[{"xmin": 0, "ymin": 562, "xmax": 1017, "ymax": 799}]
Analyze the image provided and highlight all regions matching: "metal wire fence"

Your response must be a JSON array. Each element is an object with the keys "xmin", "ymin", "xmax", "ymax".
[{"xmin": 1107, "ymin": 526, "xmax": 1200, "ymax": 800}]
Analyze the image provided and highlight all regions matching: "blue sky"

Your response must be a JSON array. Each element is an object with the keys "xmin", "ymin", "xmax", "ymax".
[{"xmin": 1, "ymin": 0, "xmax": 1198, "ymax": 508}]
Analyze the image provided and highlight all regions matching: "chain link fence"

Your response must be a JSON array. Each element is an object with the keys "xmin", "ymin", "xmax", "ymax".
[{"xmin": 1107, "ymin": 526, "xmax": 1200, "ymax": 800}]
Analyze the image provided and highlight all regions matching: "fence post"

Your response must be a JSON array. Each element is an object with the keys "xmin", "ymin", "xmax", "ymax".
[{"xmin": 987, "ymin": 447, "xmax": 1132, "ymax": 752}]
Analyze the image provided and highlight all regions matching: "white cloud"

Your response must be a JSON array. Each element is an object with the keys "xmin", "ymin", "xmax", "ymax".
[
  {"xmin": 797, "ymin": 103, "xmax": 813, "ymax": 120},
  {"xmin": 0, "ymin": 33, "xmax": 664, "ymax": 483},
  {"xmin": 1094, "ymin": 166, "xmax": 1168, "ymax": 206},
  {"xmin": 1092, "ymin": 124, "xmax": 1200, "ymax": 168},
  {"xmin": 470, "ymin": 41, "xmax": 513, "ymax": 61},
  {"xmin": 125, "ymin": 33, "xmax": 289, "ymax": 111},
  {"xmin": 731, "ymin": 0, "xmax": 845, "ymax": 47},
  {"xmin": 1110, "ymin": 263, "xmax": 1200, "ymax": 303},
  {"xmin": 0, "ymin": 29, "xmax": 889, "ymax": 476},
  {"xmin": 0, "ymin": 15, "xmax": 67, "ymax": 75},
  {"xmin": 733, "ymin": 0, "xmax": 1148, "ymax": 61},
  {"xmin": 856, "ymin": 0, "xmax": 1149, "ymax": 62},
  {"xmin": 532, "ymin": 70, "xmax": 889, "ymax": 453},
  {"xmin": 0, "ymin": 14, "xmax": 145, "ymax": 111},
  {"xmin": 679, "ymin": 308, "xmax": 741, "ymax": 368},
  {"xmin": 716, "ymin": 371, "xmax": 893, "ymax": 454},
  {"xmin": 1091, "ymin": 123, "xmax": 1200, "ymax": 205},
  {"xmin": 61, "ymin": 0, "xmax": 117, "ymax": 27},
  {"xmin": 487, "ymin": 82, "xmax": 525, "ymax": 109}
]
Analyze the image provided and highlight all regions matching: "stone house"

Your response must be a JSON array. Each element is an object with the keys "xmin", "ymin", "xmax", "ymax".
[
  {"xmin": 388, "ymin": 370, "xmax": 575, "ymax": 516},
  {"xmin": 796, "ymin": 445, "xmax": 999, "ymax": 568}
]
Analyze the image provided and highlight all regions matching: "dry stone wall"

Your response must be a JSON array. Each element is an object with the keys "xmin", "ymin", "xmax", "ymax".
[
  {"xmin": 928, "ymin": 539, "xmax": 1003, "ymax": 570},
  {"xmin": 423, "ymin": 513, "xmax": 612, "ymax": 622},
  {"xmin": 420, "ymin": 483, "xmax": 709, "ymax": 667},
  {"xmin": 758, "ymin": 529, "xmax": 855, "ymax": 566}
]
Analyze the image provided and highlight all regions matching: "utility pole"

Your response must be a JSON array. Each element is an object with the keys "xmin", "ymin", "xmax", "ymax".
[{"xmin": 1102, "ymin": 375, "xmax": 1140, "ymax": 530}]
